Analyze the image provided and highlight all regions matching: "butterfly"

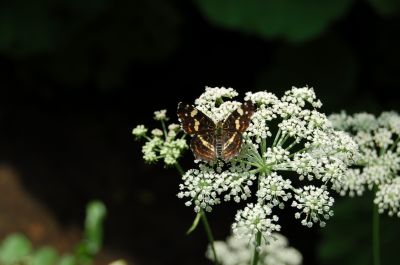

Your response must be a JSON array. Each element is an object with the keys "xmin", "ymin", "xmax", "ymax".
[{"xmin": 177, "ymin": 101, "xmax": 255, "ymax": 162}]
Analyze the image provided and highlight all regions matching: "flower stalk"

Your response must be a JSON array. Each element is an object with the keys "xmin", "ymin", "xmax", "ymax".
[{"xmin": 373, "ymin": 187, "xmax": 381, "ymax": 265}]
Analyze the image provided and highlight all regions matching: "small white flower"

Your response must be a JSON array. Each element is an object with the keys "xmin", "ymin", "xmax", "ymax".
[
  {"xmin": 291, "ymin": 186, "xmax": 334, "ymax": 227},
  {"xmin": 206, "ymin": 232, "xmax": 302, "ymax": 265},
  {"xmin": 132, "ymin": 125, "xmax": 147, "ymax": 138},
  {"xmin": 178, "ymin": 163, "xmax": 256, "ymax": 212},
  {"xmin": 332, "ymin": 168, "xmax": 365, "ymax": 197},
  {"xmin": 232, "ymin": 203, "xmax": 280, "ymax": 244},
  {"xmin": 257, "ymin": 173, "xmax": 293, "ymax": 209},
  {"xmin": 154, "ymin": 109, "xmax": 168, "ymax": 121},
  {"xmin": 151, "ymin": 128, "xmax": 163, "ymax": 137},
  {"xmin": 330, "ymin": 111, "xmax": 400, "ymax": 217},
  {"xmin": 142, "ymin": 137, "xmax": 163, "ymax": 163},
  {"xmin": 374, "ymin": 179, "xmax": 400, "ymax": 217}
]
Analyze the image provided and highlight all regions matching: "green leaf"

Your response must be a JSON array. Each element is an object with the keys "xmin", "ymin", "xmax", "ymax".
[
  {"xmin": 83, "ymin": 200, "xmax": 107, "ymax": 255},
  {"xmin": 0, "ymin": 233, "xmax": 32, "ymax": 264},
  {"xmin": 32, "ymin": 247, "xmax": 58, "ymax": 265},
  {"xmin": 194, "ymin": 0, "xmax": 354, "ymax": 42},
  {"xmin": 186, "ymin": 212, "xmax": 202, "ymax": 235}
]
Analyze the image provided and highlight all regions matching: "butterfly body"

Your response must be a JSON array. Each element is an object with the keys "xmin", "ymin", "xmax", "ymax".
[{"xmin": 177, "ymin": 101, "xmax": 254, "ymax": 162}]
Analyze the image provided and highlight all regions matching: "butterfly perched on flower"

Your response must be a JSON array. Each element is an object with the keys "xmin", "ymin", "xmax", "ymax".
[{"xmin": 177, "ymin": 101, "xmax": 255, "ymax": 162}]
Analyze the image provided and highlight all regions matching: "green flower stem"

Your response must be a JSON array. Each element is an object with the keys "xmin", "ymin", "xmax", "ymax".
[
  {"xmin": 200, "ymin": 208, "xmax": 219, "ymax": 265},
  {"xmin": 372, "ymin": 191, "xmax": 381, "ymax": 265},
  {"xmin": 251, "ymin": 157, "xmax": 266, "ymax": 265},
  {"xmin": 174, "ymin": 162, "xmax": 184, "ymax": 176},
  {"xmin": 161, "ymin": 120, "xmax": 168, "ymax": 140},
  {"xmin": 389, "ymin": 136, "xmax": 399, "ymax": 151},
  {"xmin": 251, "ymin": 231, "xmax": 262, "ymax": 265},
  {"xmin": 174, "ymin": 162, "xmax": 219, "ymax": 265},
  {"xmin": 272, "ymin": 128, "xmax": 281, "ymax": 147}
]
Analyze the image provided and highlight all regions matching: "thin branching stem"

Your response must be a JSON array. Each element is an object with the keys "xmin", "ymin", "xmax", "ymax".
[{"xmin": 175, "ymin": 162, "xmax": 219, "ymax": 265}]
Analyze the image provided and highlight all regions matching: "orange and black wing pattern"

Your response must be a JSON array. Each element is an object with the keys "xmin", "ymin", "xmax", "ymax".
[
  {"xmin": 177, "ymin": 103, "xmax": 215, "ymax": 135},
  {"xmin": 222, "ymin": 101, "xmax": 255, "ymax": 132},
  {"xmin": 221, "ymin": 130, "xmax": 242, "ymax": 160},
  {"xmin": 221, "ymin": 101, "xmax": 255, "ymax": 160},
  {"xmin": 177, "ymin": 103, "xmax": 217, "ymax": 161}
]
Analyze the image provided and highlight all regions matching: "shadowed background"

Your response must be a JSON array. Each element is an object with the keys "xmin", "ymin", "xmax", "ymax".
[{"xmin": 0, "ymin": 0, "xmax": 399, "ymax": 264}]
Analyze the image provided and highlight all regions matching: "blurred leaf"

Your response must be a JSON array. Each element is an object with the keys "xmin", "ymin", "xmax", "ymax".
[
  {"xmin": 194, "ymin": 0, "xmax": 354, "ymax": 42},
  {"xmin": 84, "ymin": 200, "xmax": 107, "ymax": 255},
  {"xmin": 58, "ymin": 254, "xmax": 76, "ymax": 265},
  {"xmin": 367, "ymin": 0, "xmax": 400, "ymax": 17},
  {"xmin": 256, "ymin": 35, "xmax": 357, "ymax": 112},
  {"xmin": 0, "ymin": 233, "xmax": 32, "ymax": 264},
  {"xmin": 32, "ymin": 247, "xmax": 59, "ymax": 265}
]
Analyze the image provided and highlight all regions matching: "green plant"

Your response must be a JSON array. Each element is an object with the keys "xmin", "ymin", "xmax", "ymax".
[{"xmin": 0, "ymin": 200, "xmax": 107, "ymax": 265}]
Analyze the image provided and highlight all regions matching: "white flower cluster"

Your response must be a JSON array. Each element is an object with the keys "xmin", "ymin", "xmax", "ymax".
[
  {"xmin": 178, "ymin": 86, "xmax": 358, "ymax": 242},
  {"xmin": 232, "ymin": 203, "xmax": 280, "ymax": 243},
  {"xmin": 330, "ymin": 111, "xmax": 400, "ymax": 217},
  {"xmin": 194, "ymin": 86, "xmax": 241, "ymax": 122},
  {"xmin": 177, "ymin": 162, "xmax": 255, "ymax": 212},
  {"xmin": 292, "ymin": 186, "xmax": 334, "ymax": 227},
  {"xmin": 206, "ymin": 232, "xmax": 303, "ymax": 265},
  {"xmin": 132, "ymin": 110, "xmax": 188, "ymax": 165}
]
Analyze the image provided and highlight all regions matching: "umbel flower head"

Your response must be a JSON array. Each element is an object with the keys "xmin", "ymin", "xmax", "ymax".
[
  {"xmin": 206, "ymin": 232, "xmax": 303, "ymax": 265},
  {"xmin": 329, "ymin": 111, "xmax": 400, "ymax": 217},
  {"xmin": 177, "ymin": 86, "xmax": 358, "ymax": 244},
  {"xmin": 132, "ymin": 109, "xmax": 188, "ymax": 166}
]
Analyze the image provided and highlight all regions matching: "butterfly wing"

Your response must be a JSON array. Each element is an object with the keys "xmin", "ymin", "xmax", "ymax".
[
  {"xmin": 221, "ymin": 131, "xmax": 242, "ymax": 160},
  {"xmin": 222, "ymin": 101, "xmax": 255, "ymax": 133},
  {"xmin": 177, "ymin": 102, "xmax": 215, "ymax": 135},
  {"xmin": 221, "ymin": 101, "xmax": 254, "ymax": 160},
  {"xmin": 190, "ymin": 133, "xmax": 217, "ymax": 161},
  {"xmin": 178, "ymin": 102, "xmax": 217, "ymax": 161}
]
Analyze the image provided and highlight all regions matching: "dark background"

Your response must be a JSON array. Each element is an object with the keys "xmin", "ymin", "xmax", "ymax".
[{"xmin": 0, "ymin": 0, "xmax": 399, "ymax": 265}]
